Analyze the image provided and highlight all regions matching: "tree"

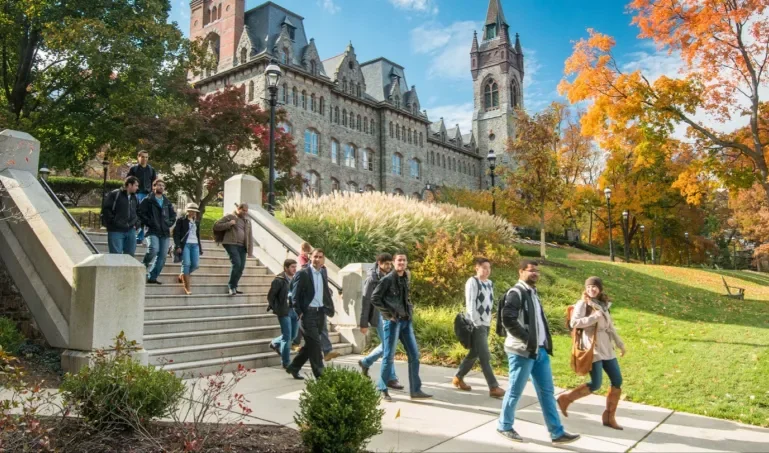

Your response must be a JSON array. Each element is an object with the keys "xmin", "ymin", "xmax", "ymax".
[
  {"xmin": 559, "ymin": 1, "xmax": 769, "ymax": 199},
  {"xmin": 134, "ymin": 86, "xmax": 300, "ymax": 215},
  {"xmin": 0, "ymin": 0, "xmax": 189, "ymax": 171}
]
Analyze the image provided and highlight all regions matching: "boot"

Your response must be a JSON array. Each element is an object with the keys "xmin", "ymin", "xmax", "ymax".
[
  {"xmin": 177, "ymin": 274, "xmax": 183, "ymax": 284},
  {"xmin": 602, "ymin": 386, "xmax": 623, "ymax": 430},
  {"xmin": 557, "ymin": 383, "xmax": 591, "ymax": 417},
  {"xmin": 452, "ymin": 376, "xmax": 472, "ymax": 391},
  {"xmin": 489, "ymin": 386, "xmax": 505, "ymax": 399},
  {"xmin": 182, "ymin": 274, "xmax": 192, "ymax": 295}
]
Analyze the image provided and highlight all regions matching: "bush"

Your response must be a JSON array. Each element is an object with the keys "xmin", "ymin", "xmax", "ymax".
[
  {"xmin": 295, "ymin": 365, "xmax": 383, "ymax": 453},
  {"xmin": 0, "ymin": 317, "xmax": 25, "ymax": 354},
  {"xmin": 47, "ymin": 176, "xmax": 123, "ymax": 207},
  {"xmin": 60, "ymin": 332, "xmax": 185, "ymax": 428}
]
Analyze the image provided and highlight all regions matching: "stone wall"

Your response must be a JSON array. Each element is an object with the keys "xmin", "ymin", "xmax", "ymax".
[{"xmin": 0, "ymin": 258, "xmax": 44, "ymax": 344}]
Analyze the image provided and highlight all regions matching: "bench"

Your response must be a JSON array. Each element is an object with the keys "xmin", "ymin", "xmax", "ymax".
[{"xmin": 722, "ymin": 276, "xmax": 745, "ymax": 300}]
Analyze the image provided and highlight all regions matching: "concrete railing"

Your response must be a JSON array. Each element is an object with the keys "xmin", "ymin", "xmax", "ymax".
[{"xmin": 0, "ymin": 130, "xmax": 147, "ymax": 372}]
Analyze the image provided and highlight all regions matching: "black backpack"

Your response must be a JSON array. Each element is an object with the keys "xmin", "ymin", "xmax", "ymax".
[
  {"xmin": 454, "ymin": 313, "xmax": 474, "ymax": 349},
  {"xmin": 495, "ymin": 287, "xmax": 514, "ymax": 337},
  {"xmin": 100, "ymin": 189, "xmax": 120, "ymax": 227}
]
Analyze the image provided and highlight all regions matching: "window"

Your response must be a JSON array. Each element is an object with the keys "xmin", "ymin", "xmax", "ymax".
[
  {"xmin": 310, "ymin": 94, "xmax": 315, "ymax": 112},
  {"xmin": 301, "ymin": 90, "xmax": 307, "ymax": 109},
  {"xmin": 485, "ymin": 23, "xmax": 497, "ymax": 40},
  {"xmin": 247, "ymin": 81, "xmax": 254, "ymax": 102},
  {"xmin": 212, "ymin": 6, "xmax": 217, "ymax": 20},
  {"xmin": 442, "ymin": 155, "xmax": 446, "ymax": 168},
  {"xmin": 408, "ymin": 129, "xmax": 412, "ymax": 144},
  {"xmin": 331, "ymin": 178, "xmax": 340, "ymax": 192},
  {"xmin": 484, "ymin": 80, "xmax": 499, "ymax": 110},
  {"xmin": 394, "ymin": 95, "xmax": 400, "ymax": 108},
  {"xmin": 281, "ymin": 83, "xmax": 288, "ymax": 103},
  {"xmin": 281, "ymin": 48, "xmax": 289, "ymax": 64},
  {"xmin": 511, "ymin": 80, "xmax": 520, "ymax": 108},
  {"xmin": 365, "ymin": 184, "xmax": 375, "ymax": 192},
  {"xmin": 304, "ymin": 129, "xmax": 319, "ymax": 156},
  {"xmin": 392, "ymin": 153, "xmax": 402, "ymax": 176},
  {"xmin": 389, "ymin": 122, "xmax": 394, "ymax": 138},
  {"xmin": 278, "ymin": 121, "xmax": 292, "ymax": 134},
  {"xmin": 348, "ymin": 60, "xmax": 354, "ymax": 70},
  {"xmin": 356, "ymin": 83, "xmax": 361, "ymax": 97},
  {"xmin": 334, "ymin": 106, "xmax": 339, "ymax": 123},
  {"xmin": 343, "ymin": 78, "xmax": 348, "ymax": 92},
  {"xmin": 356, "ymin": 115, "xmax": 362, "ymax": 131},
  {"xmin": 331, "ymin": 140, "xmax": 340, "ymax": 164},
  {"xmin": 396, "ymin": 125, "xmax": 400, "ymax": 140},
  {"xmin": 393, "ymin": 188, "xmax": 404, "ymax": 196},
  {"xmin": 344, "ymin": 143, "xmax": 356, "ymax": 168},
  {"xmin": 402, "ymin": 126, "xmax": 406, "ymax": 142},
  {"xmin": 362, "ymin": 149, "xmax": 374, "ymax": 171},
  {"xmin": 473, "ymin": 164, "xmax": 477, "ymax": 176},
  {"xmin": 412, "ymin": 192, "xmax": 422, "ymax": 200},
  {"xmin": 292, "ymin": 87, "xmax": 298, "ymax": 106},
  {"xmin": 289, "ymin": 27, "xmax": 295, "ymax": 40},
  {"xmin": 240, "ymin": 48, "xmax": 247, "ymax": 64},
  {"xmin": 319, "ymin": 96, "xmax": 325, "ymax": 115},
  {"xmin": 346, "ymin": 181, "xmax": 358, "ymax": 193},
  {"xmin": 419, "ymin": 132, "xmax": 423, "ymax": 147},
  {"xmin": 370, "ymin": 119, "xmax": 375, "ymax": 134},
  {"xmin": 304, "ymin": 171, "xmax": 320, "ymax": 196},
  {"xmin": 410, "ymin": 158, "xmax": 421, "ymax": 179},
  {"xmin": 342, "ymin": 109, "xmax": 347, "ymax": 127},
  {"xmin": 364, "ymin": 116, "xmax": 368, "ymax": 133},
  {"xmin": 310, "ymin": 60, "xmax": 317, "ymax": 75}
]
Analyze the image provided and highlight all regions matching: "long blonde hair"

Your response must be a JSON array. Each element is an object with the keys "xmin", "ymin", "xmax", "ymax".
[{"xmin": 582, "ymin": 288, "xmax": 609, "ymax": 305}]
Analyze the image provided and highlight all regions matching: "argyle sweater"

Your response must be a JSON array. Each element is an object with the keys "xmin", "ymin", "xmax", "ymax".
[{"xmin": 465, "ymin": 277, "xmax": 493, "ymax": 327}]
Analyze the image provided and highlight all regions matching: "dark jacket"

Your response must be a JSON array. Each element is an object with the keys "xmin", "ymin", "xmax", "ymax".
[
  {"xmin": 291, "ymin": 266, "xmax": 335, "ymax": 318},
  {"xmin": 173, "ymin": 217, "xmax": 203, "ymax": 253},
  {"xmin": 101, "ymin": 188, "xmax": 139, "ymax": 232},
  {"xmin": 371, "ymin": 270, "xmax": 412, "ymax": 321},
  {"xmin": 360, "ymin": 263, "xmax": 384, "ymax": 328},
  {"xmin": 268, "ymin": 271, "xmax": 293, "ymax": 317},
  {"xmin": 127, "ymin": 164, "xmax": 157, "ymax": 194},
  {"xmin": 500, "ymin": 281, "xmax": 553, "ymax": 358},
  {"xmin": 137, "ymin": 194, "xmax": 176, "ymax": 238}
]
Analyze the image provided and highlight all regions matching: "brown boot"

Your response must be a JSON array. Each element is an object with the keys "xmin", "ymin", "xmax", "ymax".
[
  {"xmin": 177, "ymin": 274, "xmax": 184, "ymax": 284},
  {"xmin": 557, "ymin": 383, "xmax": 592, "ymax": 417},
  {"xmin": 489, "ymin": 386, "xmax": 505, "ymax": 399},
  {"xmin": 452, "ymin": 376, "xmax": 471, "ymax": 391},
  {"xmin": 182, "ymin": 274, "xmax": 192, "ymax": 295},
  {"xmin": 602, "ymin": 386, "xmax": 623, "ymax": 430}
]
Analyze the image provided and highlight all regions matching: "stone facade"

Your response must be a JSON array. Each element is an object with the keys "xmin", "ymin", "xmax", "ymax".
[{"xmin": 189, "ymin": 0, "xmax": 522, "ymax": 196}]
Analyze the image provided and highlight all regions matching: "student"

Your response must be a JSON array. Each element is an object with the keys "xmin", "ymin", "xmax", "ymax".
[
  {"xmin": 213, "ymin": 203, "xmax": 253, "ymax": 295},
  {"xmin": 298, "ymin": 242, "xmax": 311, "ymax": 267},
  {"xmin": 137, "ymin": 179, "xmax": 175, "ymax": 284},
  {"xmin": 102, "ymin": 176, "xmax": 140, "ymax": 255},
  {"xmin": 173, "ymin": 203, "xmax": 203, "ymax": 295},
  {"xmin": 453, "ymin": 257, "xmax": 505, "ymax": 398},
  {"xmin": 268, "ymin": 259, "xmax": 299, "ymax": 369},
  {"xmin": 127, "ymin": 150, "xmax": 157, "ymax": 245}
]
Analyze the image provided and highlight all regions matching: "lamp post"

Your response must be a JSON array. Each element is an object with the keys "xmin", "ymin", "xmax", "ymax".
[
  {"xmin": 39, "ymin": 164, "xmax": 50, "ymax": 182},
  {"xmin": 685, "ymin": 232, "xmax": 691, "ymax": 267},
  {"xmin": 605, "ymin": 188, "xmax": 614, "ymax": 262},
  {"xmin": 640, "ymin": 224, "xmax": 646, "ymax": 264},
  {"xmin": 622, "ymin": 210, "xmax": 630, "ymax": 262},
  {"xmin": 487, "ymin": 150, "xmax": 496, "ymax": 216},
  {"xmin": 101, "ymin": 158, "xmax": 109, "ymax": 200},
  {"xmin": 264, "ymin": 60, "xmax": 283, "ymax": 215}
]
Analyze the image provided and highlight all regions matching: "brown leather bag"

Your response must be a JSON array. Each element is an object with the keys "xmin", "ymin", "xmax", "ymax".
[{"xmin": 568, "ymin": 304, "xmax": 596, "ymax": 376}]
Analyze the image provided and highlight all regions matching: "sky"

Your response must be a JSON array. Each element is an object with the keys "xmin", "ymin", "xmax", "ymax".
[{"xmin": 167, "ymin": 0, "xmax": 680, "ymax": 134}]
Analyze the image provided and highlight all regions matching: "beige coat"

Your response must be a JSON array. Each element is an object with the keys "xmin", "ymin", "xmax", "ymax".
[
  {"xmin": 570, "ymin": 299, "xmax": 625, "ymax": 362},
  {"xmin": 213, "ymin": 213, "xmax": 254, "ymax": 257}
]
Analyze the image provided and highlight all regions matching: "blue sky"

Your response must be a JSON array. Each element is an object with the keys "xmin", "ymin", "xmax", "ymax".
[{"xmin": 168, "ymin": 0, "xmax": 675, "ymax": 133}]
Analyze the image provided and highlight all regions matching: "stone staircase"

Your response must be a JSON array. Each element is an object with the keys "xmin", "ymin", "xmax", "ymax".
[{"xmin": 86, "ymin": 231, "xmax": 352, "ymax": 377}]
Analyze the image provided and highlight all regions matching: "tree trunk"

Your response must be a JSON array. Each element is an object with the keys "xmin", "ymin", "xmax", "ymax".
[{"xmin": 540, "ymin": 204, "xmax": 546, "ymax": 258}]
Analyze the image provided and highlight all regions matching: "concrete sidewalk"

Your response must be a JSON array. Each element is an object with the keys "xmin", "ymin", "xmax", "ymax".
[{"xmin": 210, "ymin": 354, "xmax": 769, "ymax": 453}]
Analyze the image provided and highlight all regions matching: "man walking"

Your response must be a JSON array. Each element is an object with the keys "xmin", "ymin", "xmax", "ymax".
[
  {"xmin": 371, "ymin": 252, "xmax": 431, "ymax": 402},
  {"xmin": 453, "ymin": 257, "xmax": 505, "ymax": 398},
  {"xmin": 358, "ymin": 253, "xmax": 401, "ymax": 390},
  {"xmin": 137, "ymin": 179, "xmax": 176, "ymax": 284},
  {"xmin": 127, "ymin": 150, "xmax": 157, "ymax": 245},
  {"xmin": 268, "ymin": 259, "xmax": 299, "ymax": 369},
  {"xmin": 496, "ymin": 260, "xmax": 580, "ymax": 445},
  {"xmin": 213, "ymin": 203, "xmax": 253, "ymax": 296},
  {"xmin": 102, "ymin": 176, "xmax": 140, "ymax": 255},
  {"xmin": 286, "ymin": 248, "xmax": 335, "ymax": 380}
]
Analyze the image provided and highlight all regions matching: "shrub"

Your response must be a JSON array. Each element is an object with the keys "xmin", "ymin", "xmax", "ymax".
[
  {"xmin": 0, "ymin": 317, "xmax": 25, "ymax": 355},
  {"xmin": 60, "ymin": 332, "xmax": 185, "ymax": 428},
  {"xmin": 47, "ymin": 176, "xmax": 123, "ymax": 207},
  {"xmin": 295, "ymin": 365, "xmax": 383, "ymax": 453}
]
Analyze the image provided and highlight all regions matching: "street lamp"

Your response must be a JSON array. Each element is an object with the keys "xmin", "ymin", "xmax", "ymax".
[
  {"xmin": 640, "ymin": 224, "xmax": 646, "ymax": 264},
  {"xmin": 101, "ymin": 158, "xmax": 109, "ymax": 200},
  {"xmin": 604, "ymin": 188, "xmax": 614, "ymax": 262},
  {"xmin": 487, "ymin": 150, "xmax": 497, "ymax": 216},
  {"xmin": 39, "ymin": 164, "xmax": 50, "ymax": 182},
  {"xmin": 265, "ymin": 59, "xmax": 283, "ymax": 215},
  {"xmin": 622, "ymin": 210, "xmax": 630, "ymax": 262},
  {"xmin": 685, "ymin": 232, "xmax": 691, "ymax": 267}
]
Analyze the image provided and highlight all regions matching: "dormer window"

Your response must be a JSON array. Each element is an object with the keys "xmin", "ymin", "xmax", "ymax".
[
  {"xmin": 289, "ymin": 27, "xmax": 296, "ymax": 40},
  {"xmin": 281, "ymin": 48, "xmax": 289, "ymax": 64},
  {"xmin": 485, "ymin": 23, "xmax": 497, "ymax": 40},
  {"xmin": 348, "ymin": 61, "xmax": 354, "ymax": 70},
  {"xmin": 394, "ymin": 96, "xmax": 400, "ymax": 108}
]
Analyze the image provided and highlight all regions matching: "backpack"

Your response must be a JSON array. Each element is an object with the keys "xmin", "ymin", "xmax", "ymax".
[
  {"xmin": 100, "ymin": 189, "xmax": 121, "ymax": 227},
  {"xmin": 495, "ymin": 287, "xmax": 515, "ymax": 337},
  {"xmin": 454, "ymin": 313, "xmax": 474, "ymax": 349}
]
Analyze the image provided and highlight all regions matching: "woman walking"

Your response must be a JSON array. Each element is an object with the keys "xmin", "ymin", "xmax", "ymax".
[
  {"xmin": 174, "ymin": 203, "xmax": 203, "ymax": 295},
  {"xmin": 557, "ymin": 277, "xmax": 626, "ymax": 430}
]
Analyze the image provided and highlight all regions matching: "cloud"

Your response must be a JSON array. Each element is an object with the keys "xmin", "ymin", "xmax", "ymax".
[
  {"xmin": 318, "ymin": 0, "xmax": 340, "ymax": 14},
  {"xmin": 521, "ymin": 47, "xmax": 541, "ymax": 90},
  {"xmin": 388, "ymin": 0, "xmax": 439, "ymax": 15},
  {"xmin": 423, "ymin": 102, "xmax": 474, "ymax": 134},
  {"xmin": 410, "ymin": 21, "xmax": 478, "ymax": 80}
]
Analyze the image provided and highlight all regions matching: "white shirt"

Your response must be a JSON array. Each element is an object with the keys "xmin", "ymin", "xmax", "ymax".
[
  {"xmin": 519, "ymin": 281, "xmax": 547, "ymax": 347},
  {"xmin": 465, "ymin": 277, "xmax": 493, "ymax": 327},
  {"xmin": 309, "ymin": 267, "xmax": 324, "ymax": 308},
  {"xmin": 187, "ymin": 220, "xmax": 198, "ymax": 245}
]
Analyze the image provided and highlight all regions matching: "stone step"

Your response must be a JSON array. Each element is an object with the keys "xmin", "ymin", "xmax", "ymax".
[
  {"xmin": 143, "ymin": 326, "xmax": 283, "ymax": 349},
  {"xmin": 143, "ymin": 314, "xmax": 276, "ymax": 335},
  {"xmin": 144, "ymin": 293, "xmax": 268, "ymax": 307},
  {"xmin": 93, "ymin": 242, "xmax": 231, "ymax": 258},
  {"xmin": 189, "ymin": 264, "xmax": 271, "ymax": 275},
  {"xmin": 156, "ymin": 273, "xmax": 274, "ymax": 285},
  {"xmin": 144, "ymin": 283, "xmax": 270, "ymax": 296},
  {"xmin": 145, "ymin": 303, "xmax": 269, "ymax": 320}
]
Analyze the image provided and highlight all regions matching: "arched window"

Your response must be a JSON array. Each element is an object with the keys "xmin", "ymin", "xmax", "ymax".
[
  {"xmin": 342, "ymin": 78, "xmax": 348, "ymax": 92},
  {"xmin": 278, "ymin": 121, "xmax": 292, "ymax": 134},
  {"xmin": 365, "ymin": 184, "xmax": 375, "ymax": 192},
  {"xmin": 346, "ymin": 181, "xmax": 358, "ymax": 193},
  {"xmin": 331, "ymin": 178, "xmax": 340, "ymax": 192},
  {"xmin": 412, "ymin": 192, "xmax": 422, "ymax": 200},
  {"xmin": 356, "ymin": 115, "xmax": 362, "ymax": 131},
  {"xmin": 484, "ymin": 80, "xmax": 499, "ymax": 110},
  {"xmin": 511, "ymin": 79, "xmax": 520, "ymax": 108},
  {"xmin": 240, "ymin": 48, "xmax": 247, "ymax": 64},
  {"xmin": 212, "ymin": 6, "xmax": 217, "ymax": 20},
  {"xmin": 364, "ymin": 116, "xmax": 369, "ymax": 133},
  {"xmin": 410, "ymin": 158, "xmax": 421, "ymax": 179},
  {"xmin": 281, "ymin": 48, "xmax": 289, "ymax": 64},
  {"xmin": 247, "ymin": 81, "xmax": 254, "ymax": 102},
  {"xmin": 218, "ymin": 3, "xmax": 222, "ymax": 19},
  {"xmin": 301, "ymin": 90, "xmax": 307, "ymax": 109},
  {"xmin": 392, "ymin": 153, "xmax": 403, "ymax": 176},
  {"xmin": 304, "ymin": 171, "xmax": 321, "ymax": 196},
  {"xmin": 356, "ymin": 83, "xmax": 361, "ymax": 97},
  {"xmin": 319, "ymin": 96, "xmax": 325, "ymax": 115},
  {"xmin": 331, "ymin": 139, "xmax": 340, "ymax": 164},
  {"xmin": 281, "ymin": 83, "xmax": 288, "ymax": 103},
  {"xmin": 396, "ymin": 125, "xmax": 400, "ymax": 140},
  {"xmin": 408, "ymin": 129, "xmax": 412, "ymax": 144},
  {"xmin": 344, "ymin": 143, "xmax": 356, "ymax": 168},
  {"xmin": 362, "ymin": 148, "xmax": 374, "ymax": 171},
  {"xmin": 389, "ymin": 122, "xmax": 394, "ymax": 138},
  {"xmin": 342, "ymin": 109, "xmax": 348, "ymax": 126},
  {"xmin": 420, "ymin": 132, "xmax": 423, "ymax": 147},
  {"xmin": 402, "ymin": 126, "xmax": 406, "ymax": 142},
  {"xmin": 394, "ymin": 95, "xmax": 400, "ymax": 108},
  {"xmin": 310, "ymin": 60, "xmax": 317, "ymax": 75},
  {"xmin": 442, "ymin": 155, "xmax": 446, "ymax": 168},
  {"xmin": 370, "ymin": 119, "xmax": 375, "ymax": 134},
  {"xmin": 304, "ymin": 129, "xmax": 320, "ymax": 156},
  {"xmin": 393, "ymin": 188, "xmax": 404, "ymax": 196},
  {"xmin": 292, "ymin": 87, "xmax": 298, "ymax": 106},
  {"xmin": 310, "ymin": 94, "xmax": 316, "ymax": 112}
]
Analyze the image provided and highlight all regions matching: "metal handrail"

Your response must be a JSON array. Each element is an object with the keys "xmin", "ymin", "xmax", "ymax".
[
  {"xmin": 38, "ymin": 176, "xmax": 100, "ymax": 254},
  {"xmin": 247, "ymin": 211, "xmax": 343, "ymax": 293}
]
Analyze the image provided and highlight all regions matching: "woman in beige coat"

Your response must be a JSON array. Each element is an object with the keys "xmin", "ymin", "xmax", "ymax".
[{"xmin": 557, "ymin": 277, "xmax": 626, "ymax": 430}]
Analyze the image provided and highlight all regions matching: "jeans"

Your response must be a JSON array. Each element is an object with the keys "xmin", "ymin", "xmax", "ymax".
[
  {"xmin": 288, "ymin": 308, "xmax": 325, "ymax": 378},
  {"xmin": 378, "ymin": 318, "xmax": 421, "ymax": 394},
  {"xmin": 497, "ymin": 348, "xmax": 565, "ymax": 439},
  {"xmin": 588, "ymin": 358, "xmax": 623, "ymax": 392},
  {"xmin": 456, "ymin": 326, "xmax": 499, "ymax": 388},
  {"xmin": 143, "ymin": 235, "xmax": 170, "ymax": 281},
  {"xmin": 360, "ymin": 312, "xmax": 398, "ymax": 382},
  {"xmin": 136, "ymin": 192, "xmax": 148, "ymax": 243},
  {"xmin": 271, "ymin": 309, "xmax": 299, "ymax": 367},
  {"xmin": 107, "ymin": 230, "xmax": 137, "ymax": 256},
  {"xmin": 181, "ymin": 243, "xmax": 200, "ymax": 275},
  {"xmin": 223, "ymin": 244, "xmax": 247, "ymax": 290}
]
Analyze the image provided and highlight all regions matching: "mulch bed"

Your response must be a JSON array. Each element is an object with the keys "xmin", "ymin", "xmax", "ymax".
[{"xmin": 15, "ymin": 342, "xmax": 64, "ymax": 387}]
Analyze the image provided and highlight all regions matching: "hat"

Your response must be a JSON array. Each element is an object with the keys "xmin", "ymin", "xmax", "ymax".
[
  {"xmin": 585, "ymin": 276, "xmax": 603, "ymax": 292},
  {"xmin": 185, "ymin": 202, "xmax": 200, "ymax": 213}
]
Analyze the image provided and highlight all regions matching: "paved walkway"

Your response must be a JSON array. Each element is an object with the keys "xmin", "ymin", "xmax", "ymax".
[{"xmin": 204, "ymin": 354, "xmax": 769, "ymax": 452}]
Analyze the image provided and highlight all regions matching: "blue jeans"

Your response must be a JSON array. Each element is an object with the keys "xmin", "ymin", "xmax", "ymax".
[
  {"xmin": 588, "ymin": 358, "xmax": 623, "ymax": 392},
  {"xmin": 497, "ymin": 348, "xmax": 565, "ymax": 439},
  {"xmin": 107, "ymin": 230, "xmax": 137, "ymax": 256},
  {"xmin": 181, "ymin": 243, "xmax": 200, "ymax": 275},
  {"xmin": 361, "ymin": 312, "xmax": 398, "ymax": 382},
  {"xmin": 223, "ymin": 244, "xmax": 247, "ymax": 290},
  {"xmin": 378, "ymin": 318, "xmax": 421, "ymax": 394},
  {"xmin": 136, "ymin": 192, "xmax": 148, "ymax": 242},
  {"xmin": 271, "ymin": 309, "xmax": 299, "ymax": 367},
  {"xmin": 143, "ymin": 235, "xmax": 170, "ymax": 281}
]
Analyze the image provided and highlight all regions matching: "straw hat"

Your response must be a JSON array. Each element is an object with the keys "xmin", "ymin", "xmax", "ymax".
[{"xmin": 185, "ymin": 202, "xmax": 200, "ymax": 213}]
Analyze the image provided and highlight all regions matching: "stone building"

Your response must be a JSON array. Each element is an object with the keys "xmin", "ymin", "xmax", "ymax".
[{"xmin": 188, "ymin": 0, "xmax": 523, "ymax": 197}]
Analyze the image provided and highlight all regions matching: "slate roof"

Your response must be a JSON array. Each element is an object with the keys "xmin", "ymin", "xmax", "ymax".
[
  {"xmin": 244, "ymin": 2, "xmax": 308, "ymax": 65},
  {"xmin": 485, "ymin": 0, "xmax": 507, "ymax": 27},
  {"xmin": 359, "ymin": 58, "xmax": 409, "ymax": 103},
  {"xmin": 321, "ymin": 53, "xmax": 345, "ymax": 81}
]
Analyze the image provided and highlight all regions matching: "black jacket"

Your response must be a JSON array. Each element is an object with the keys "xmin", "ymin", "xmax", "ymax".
[
  {"xmin": 127, "ymin": 164, "xmax": 157, "ymax": 194},
  {"xmin": 268, "ymin": 272, "xmax": 293, "ymax": 317},
  {"xmin": 500, "ymin": 282, "xmax": 553, "ymax": 358},
  {"xmin": 360, "ymin": 263, "xmax": 384, "ymax": 328},
  {"xmin": 173, "ymin": 217, "xmax": 203, "ymax": 253},
  {"xmin": 101, "ymin": 188, "xmax": 139, "ymax": 232},
  {"xmin": 137, "ymin": 195, "xmax": 176, "ymax": 238},
  {"xmin": 291, "ymin": 266, "xmax": 335, "ymax": 318},
  {"xmin": 371, "ymin": 270, "xmax": 412, "ymax": 321}
]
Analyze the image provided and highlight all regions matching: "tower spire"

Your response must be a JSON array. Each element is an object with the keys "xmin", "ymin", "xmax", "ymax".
[
  {"xmin": 485, "ymin": 0, "xmax": 507, "ymax": 28},
  {"xmin": 471, "ymin": 30, "xmax": 479, "ymax": 52}
]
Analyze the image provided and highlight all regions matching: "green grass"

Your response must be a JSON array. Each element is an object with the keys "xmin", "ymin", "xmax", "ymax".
[{"xmin": 410, "ymin": 258, "xmax": 769, "ymax": 427}]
